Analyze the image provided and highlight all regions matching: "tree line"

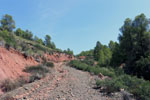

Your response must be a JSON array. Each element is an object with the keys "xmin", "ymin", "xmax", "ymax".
[
  {"xmin": 0, "ymin": 14, "xmax": 56, "ymax": 49},
  {"xmin": 80, "ymin": 13, "xmax": 150, "ymax": 80}
]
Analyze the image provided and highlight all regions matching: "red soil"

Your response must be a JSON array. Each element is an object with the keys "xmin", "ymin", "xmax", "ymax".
[
  {"xmin": 44, "ymin": 53, "xmax": 74, "ymax": 62},
  {"xmin": 0, "ymin": 47, "xmax": 74, "ymax": 95},
  {"xmin": 0, "ymin": 47, "xmax": 74, "ymax": 82},
  {"xmin": 0, "ymin": 47, "xmax": 38, "ymax": 81},
  {"xmin": 79, "ymin": 56, "xmax": 86, "ymax": 60}
]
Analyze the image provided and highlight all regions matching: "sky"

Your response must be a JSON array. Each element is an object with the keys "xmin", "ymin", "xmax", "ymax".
[{"xmin": 0, "ymin": 0, "xmax": 150, "ymax": 54}]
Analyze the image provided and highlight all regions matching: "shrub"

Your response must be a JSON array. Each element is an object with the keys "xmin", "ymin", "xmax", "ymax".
[
  {"xmin": 69, "ymin": 60, "xmax": 116, "ymax": 77},
  {"xmin": 0, "ymin": 30, "xmax": 16, "ymax": 48},
  {"xmin": 29, "ymin": 73, "xmax": 43, "ymax": 83},
  {"xmin": 15, "ymin": 45, "xmax": 22, "ymax": 51},
  {"xmin": 1, "ymin": 94, "xmax": 15, "ymax": 100},
  {"xmin": 23, "ymin": 64, "xmax": 49, "ymax": 83},
  {"xmin": 81, "ymin": 58, "xmax": 95, "ymax": 66},
  {"xmin": 34, "ymin": 44, "xmax": 47, "ymax": 52},
  {"xmin": 0, "ymin": 79, "xmax": 16, "ymax": 92},
  {"xmin": 45, "ymin": 62, "xmax": 54, "ymax": 68},
  {"xmin": 23, "ymin": 65, "xmax": 49, "ymax": 74},
  {"xmin": 24, "ymin": 49, "xmax": 34, "ymax": 56},
  {"xmin": 0, "ymin": 77, "xmax": 27, "ymax": 92},
  {"xmin": 96, "ymin": 75, "xmax": 150, "ymax": 100}
]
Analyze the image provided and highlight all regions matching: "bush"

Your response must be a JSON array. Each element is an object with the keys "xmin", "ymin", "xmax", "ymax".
[
  {"xmin": 24, "ymin": 49, "xmax": 34, "ymax": 56},
  {"xmin": 45, "ymin": 62, "xmax": 54, "ymax": 68},
  {"xmin": 0, "ymin": 77, "xmax": 27, "ymax": 92},
  {"xmin": 29, "ymin": 73, "xmax": 43, "ymax": 83},
  {"xmin": 96, "ymin": 75, "xmax": 150, "ymax": 100},
  {"xmin": 1, "ymin": 94, "xmax": 15, "ymax": 100},
  {"xmin": 23, "ymin": 65, "xmax": 49, "ymax": 75},
  {"xmin": 0, "ymin": 30, "xmax": 16, "ymax": 48},
  {"xmin": 34, "ymin": 44, "xmax": 47, "ymax": 52},
  {"xmin": 0, "ymin": 79, "xmax": 16, "ymax": 92},
  {"xmin": 69, "ymin": 60, "xmax": 116, "ymax": 77},
  {"xmin": 23, "ymin": 64, "xmax": 49, "ymax": 83},
  {"xmin": 81, "ymin": 58, "xmax": 95, "ymax": 66}
]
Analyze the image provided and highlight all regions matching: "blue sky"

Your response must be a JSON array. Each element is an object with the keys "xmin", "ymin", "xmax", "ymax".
[{"xmin": 0, "ymin": 0, "xmax": 150, "ymax": 54}]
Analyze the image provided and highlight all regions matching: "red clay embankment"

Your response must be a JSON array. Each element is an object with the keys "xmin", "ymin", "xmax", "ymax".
[
  {"xmin": 0, "ymin": 47, "xmax": 74, "ymax": 81},
  {"xmin": 0, "ymin": 47, "xmax": 38, "ymax": 81}
]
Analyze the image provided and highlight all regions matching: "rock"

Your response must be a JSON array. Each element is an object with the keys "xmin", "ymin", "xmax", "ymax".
[
  {"xmin": 98, "ymin": 73, "xmax": 105, "ymax": 80},
  {"xmin": 0, "ymin": 40, "xmax": 5, "ymax": 47},
  {"xmin": 23, "ymin": 87, "xmax": 29, "ymax": 90},
  {"xmin": 121, "ymin": 90, "xmax": 134, "ymax": 100},
  {"xmin": 35, "ymin": 58, "xmax": 41, "ymax": 62}
]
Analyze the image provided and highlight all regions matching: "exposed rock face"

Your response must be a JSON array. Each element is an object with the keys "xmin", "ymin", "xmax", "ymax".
[
  {"xmin": 78, "ymin": 56, "xmax": 86, "ymax": 60},
  {"xmin": 98, "ymin": 73, "xmax": 105, "ymax": 80},
  {"xmin": 0, "ymin": 47, "xmax": 38, "ymax": 81},
  {"xmin": 44, "ymin": 53, "xmax": 74, "ymax": 62},
  {"xmin": 0, "ymin": 47, "xmax": 74, "ymax": 82}
]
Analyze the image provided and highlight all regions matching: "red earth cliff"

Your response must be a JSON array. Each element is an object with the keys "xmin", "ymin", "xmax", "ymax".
[
  {"xmin": 0, "ymin": 47, "xmax": 38, "ymax": 81},
  {"xmin": 44, "ymin": 53, "xmax": 74, "ymax": 62},
  {"xmin": 0, "ymin": 47, "xmax": 74, "ymax": 82}
]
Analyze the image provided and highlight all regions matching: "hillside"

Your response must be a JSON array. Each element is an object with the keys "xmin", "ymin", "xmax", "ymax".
[
  {"xmin": 0, "ymin": 14, "xmax": 75, "ymax": 96},
  {"xmin": 0, "ymin": 47, "xmax": 38, "ymax": 81},
  {"xmin": 0, "ymin": 13, "xmax": 150, "ymax": 100},
  {"xmin": 0, "ymin": 46, "xmax": 74, "ymax": 81}
]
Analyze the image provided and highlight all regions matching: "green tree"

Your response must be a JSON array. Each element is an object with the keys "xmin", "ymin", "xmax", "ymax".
[
  {"xmin": 94, "ymin": 41, "xmax": 102, "ymax": 61},
  {"xmin": 98, "ymin": 50, "xmax": 105, "ymax": 65},
  {"xmin": 0, "ymin": 14, "xmax": 15, "ymax": 32},
  {"xmin": 22, "ymin": 30, "xmax": 33, "ymax": 40},
  {"xmin": 110, "ymin": 43, "xmax": 124, "ymax": 67},
  {"xmin": 44, "ymin": 35, "xmax": 51, "ymax": 48},
  {"xmin": 109, "ymin": 40, "xmax": 117, "ymax": 52},
  {"xmin": 64, "ymin": 48, "xmax": 73, "ymax": 55},
  {"xmin": 34, "ymin": 36, "xmax": 44, "ymax": 45},
  {"xmin": 44, "ymin": 34, "xmax": 56, "ymax": 49},
  {"xmin": 51, "ymin": 42, "xmax": 56, "ymax": 49},
  {"xmin": 98, "ymin": 45, "xmax": 112, "ymax": 66},
  {"xmin": 0, "ymin": 30, "xmax": 16, "ymax": 48},
  {"xmin": 15, "ymin": 28, "xmax": 24, "ymax": 36},
  {"xmin": 116, "ymin": 13, "xmax": 150, "ymax": 80},
  {"xmin": 78, "ymin": 49, "xmax": 94, "ymax": 57},
  {"xmin": 93, "ymin": 41, "xmax": 112, "ymax": 66}
]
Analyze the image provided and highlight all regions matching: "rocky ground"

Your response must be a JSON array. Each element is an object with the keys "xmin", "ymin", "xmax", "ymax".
[{"xmin": 0, "ymin": 62, "xmax": 126, "ymax": 100}]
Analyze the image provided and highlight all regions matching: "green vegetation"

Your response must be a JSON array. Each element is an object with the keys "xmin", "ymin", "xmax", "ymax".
[
  {"xmin": 0, "ymin": 78, "xmax": 27, "ymax": 92},
  {"xmin": 77, "ymin": 49, "xmax": 93, "ymax": 57},
  {"xmin": 96, "ymin": 75, "xmax": 150, "ymax": 100},
  {"xmin": 44, "ymin": 35, "xmax": 56, "ymax": 49},
  {"xmin": 76, "ymin": 14, "xmax": 150, "ymax": 99},
  {"xmin": 0, "ymin": 30, "xmax": 16, "ymax": 48},
  {"xmin": 70, "ymin": 59, "xmax": 150, "ymax": 100},
  {"xmin": 0, "ymin": 12, "xmax": 150, "ymax": 99},
  {"xmin": 81, "ymin": 57, "xmax": 95, "ymax": 66},
  {"xmin": 45, "ymin": 61, "xmax": 54, "ymax": 67},
  {"xmin": 69, "ymin": 60, "xmax": 115, "ymax": 78},
  {"xmin": 0, "ymin": 14, "xmax": 74, "ymax": 59},
  {"xmin": 15, "ymin": 28, "xmax": 33, "ymax": 40},
  {"xmin": 63, "ymin": 48, "xmax": 74, "ymax": 55},
  {"xmin": 0, "ymin": 14, "xmax": 15, "ymax": 32},
  {"xmin": 23, "ymin": 63, "xmax": 52, "ymax": 83},
  {"xmin": 93, "ymin": 41, "xmax": 112, "ymax": 66},
  {"xmin": 77, "ymin": 14, "xmax": 150, "ymax": 81},
  {"xmin": 0, "ymin": 61, "xmax": 55, "ymax": 92},
  {"xmin": 113, "ymin": 14, "xmax": 150, "ymax": 80},
  {"xmin": 23, "ymin": 65, "xmax": 49, "ymax": 74}
]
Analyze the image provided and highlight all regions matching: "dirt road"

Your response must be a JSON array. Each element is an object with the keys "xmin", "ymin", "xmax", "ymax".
[{"xmin": 0, "ymin": 63, "xmax": 122, "ymax": 100}]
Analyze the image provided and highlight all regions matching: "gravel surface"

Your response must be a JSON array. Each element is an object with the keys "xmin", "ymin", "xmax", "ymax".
[{"xmin": 0, "ymin": 63, "xmax": 125, "ymax": 100}]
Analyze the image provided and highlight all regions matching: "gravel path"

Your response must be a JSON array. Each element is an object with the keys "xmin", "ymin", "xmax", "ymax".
[{"xmin": 0, "ymin": 63, "xmax": 123, "ymax": 100}]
